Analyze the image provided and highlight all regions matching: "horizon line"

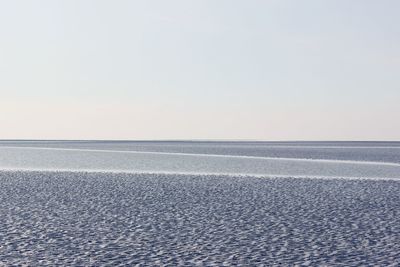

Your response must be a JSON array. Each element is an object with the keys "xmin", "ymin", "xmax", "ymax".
[{"xmin": 0, "ymin": 139, "xmax": 399, "ymax": 143}]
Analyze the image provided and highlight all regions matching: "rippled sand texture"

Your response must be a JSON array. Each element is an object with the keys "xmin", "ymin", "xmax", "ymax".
[{"xmin": 1, "ymin": 171, "xmax": 399, "ymax": 266}]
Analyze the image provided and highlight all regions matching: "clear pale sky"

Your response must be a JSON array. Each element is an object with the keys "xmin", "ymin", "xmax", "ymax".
[{"xmin": 1, "ymin": 0, "xmax": 399, "ymax": 140}]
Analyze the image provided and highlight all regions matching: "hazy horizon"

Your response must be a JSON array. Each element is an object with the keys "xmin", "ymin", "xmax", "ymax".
[{"xmin": 1, "ymin": 0, "xmax": 399, "ymax": 140}]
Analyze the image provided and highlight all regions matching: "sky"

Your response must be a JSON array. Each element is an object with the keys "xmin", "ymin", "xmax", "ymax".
[{"xmin": 0, "ymin": 0, "xmax": 399, "ymax": 140}]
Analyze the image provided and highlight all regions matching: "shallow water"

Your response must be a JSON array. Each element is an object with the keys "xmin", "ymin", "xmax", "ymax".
[
  {"xmin": 1, "ymin": 140, "xmax": 400, "ymax": 163},
  {"xmin": 0, "ymin": 141, "xmax": 399, "ymax": 266},
  {"xmin": 0, "ymin": 141, "xmax": 399, "ymax": 179},
  {"xmin": 0, "ymin": 171, "xmax": 399, "ymax": 266}
]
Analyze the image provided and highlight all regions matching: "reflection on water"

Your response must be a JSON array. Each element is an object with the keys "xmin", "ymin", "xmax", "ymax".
[{"xmin": 0, "ymin": 143, "xmax": 399, "ymax": 180}]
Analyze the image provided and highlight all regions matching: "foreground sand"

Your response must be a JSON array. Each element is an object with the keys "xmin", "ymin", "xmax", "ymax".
[{"xmin": 0, "ymin": 171, "xmax": 399, "ymax": 266}]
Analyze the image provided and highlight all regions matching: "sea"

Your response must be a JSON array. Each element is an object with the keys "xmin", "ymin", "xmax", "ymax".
[{"xmin": 0, "ymin": 141, "xmax": 399, "ymax": 265}]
